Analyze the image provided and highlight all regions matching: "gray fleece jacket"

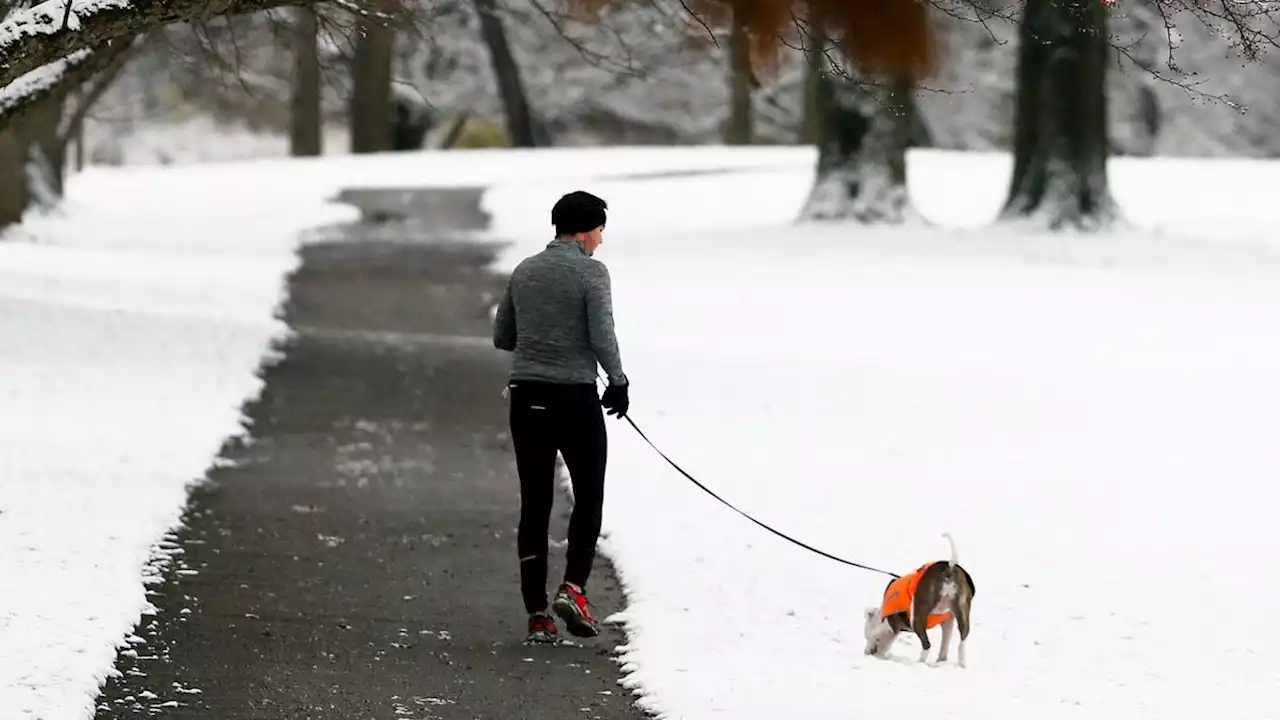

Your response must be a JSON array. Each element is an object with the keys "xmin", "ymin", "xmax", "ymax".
[{"xmin": 492, "ymin": 237, "xmax": 628, "ymax": 386}]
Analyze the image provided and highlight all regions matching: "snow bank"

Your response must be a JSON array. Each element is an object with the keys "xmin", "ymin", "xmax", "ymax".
[
  {"xmin": 0, "ymin": 156, "xmax": 337, "ymax": 719},
  {"xmin": 0, "ymin": 245, "xmax": 298, "ymax": 717}
]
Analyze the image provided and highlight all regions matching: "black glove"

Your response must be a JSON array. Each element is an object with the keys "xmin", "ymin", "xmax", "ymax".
[{"xmin": 601, "ymin": 382, "xmax": 629, "ymax": 418}]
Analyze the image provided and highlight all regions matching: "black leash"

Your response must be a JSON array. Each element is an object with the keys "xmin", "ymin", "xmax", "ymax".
[{"xmin": 605, "ymin": 387, "xmax": 900, "ymax": 579}]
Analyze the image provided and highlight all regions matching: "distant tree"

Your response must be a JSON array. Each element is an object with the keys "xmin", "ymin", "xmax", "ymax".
[
  {"xmin": 634, "ymin": 0, "xmax": 1278, "ymax": 231},
  {"xmin": 798, "ymin": 65, "xmax": 920, "ymax": 223},
  {"xmin": 290, "ymin": 6, "xmax": 322, "ymax": 156},
  {"xmin": 785, "ymin": 1, "xmax": 931, "ymax": 223},
  {"xmin": 1113, "ymin": 5, "xmax": 1162, "ymax": 156},
  {"xmin": 473, "ymin": 0, "xmax": 542, "ymax": 146},
  {"xmin": 999, "ymin": 0, "xmax": 1115, "ymax": 230},
  {"xmin": 996, "ymin": 0, "xmax": 1273, "ymax": 231},
  {"xmin": 723, "ymin": 9, "xmax": 755, "ymax": 145},
  {"xmin": 798, "ymin": 22, "xmax": 823, "ymax": 145},
  {"xmin": 350, "ymin": 1, "xmax": 398, "ymax": 153}
]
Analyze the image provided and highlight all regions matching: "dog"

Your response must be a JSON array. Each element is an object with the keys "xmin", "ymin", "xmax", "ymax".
[{"xmin": 862, "ymin": 532, "xmax": 976, "ymax": 667}]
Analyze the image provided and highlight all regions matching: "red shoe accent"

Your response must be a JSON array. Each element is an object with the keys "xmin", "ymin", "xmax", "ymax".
[
  {"xmin": 526, "ymin": 611, "xmax": 559, "ymax": 643},
  {"xmin": 552, "ymin": 582, "xmax": 599, "ymax": 637}
]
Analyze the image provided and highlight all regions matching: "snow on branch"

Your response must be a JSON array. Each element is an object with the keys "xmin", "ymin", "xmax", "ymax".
[
  {"xmin": 0, "ymin": 0, "xmax": 315, "ymax": 124},
  {"xmin": 0, "ymin": 37, "xmax": 137, "ymax": 132},
  {"xmin": 0, "ymin": 47, "xmax": 91, "ymax": 116},
  {"xmin": 0, "ymin": 0, "xmax": 131, "ymax": 44}
]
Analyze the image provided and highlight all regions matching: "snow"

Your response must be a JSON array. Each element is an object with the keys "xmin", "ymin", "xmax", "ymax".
[
  {"xmin": 0, "ymin": 48, "xmax": 89, "ymax": 115},
  {"xmin": 0, "ymin": 158, "xmax": 342, "ymax": 719},
  {"xmin": 77, "ymin": 116, "xmax": 356, "ymax": 167},
  {"xmin": 0, "ymin": 0, "xmax": 140, "ymax": 115},
  {"xmin": 480, "ymin": 149, "xmax": 1280, "ymax": 719},
  {"xmin": 5, "ymin": 143, "xmax": 1279, "ymax": 719},
  {"xmin": 0, "ymin": 144, "xmax": 812, "ymax": 720},
  {"xmin": 0, "ymin": 0, "xmax": 132, "ymax": 115},
  {"xmin": 0, "ymin": 1, "xmax": 130, "ymax": 47}
]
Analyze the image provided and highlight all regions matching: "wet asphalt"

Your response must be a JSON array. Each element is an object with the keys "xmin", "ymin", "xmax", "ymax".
[{"xmin": 92, "ymin": 189, "xmax": 649, "ymax": 720}]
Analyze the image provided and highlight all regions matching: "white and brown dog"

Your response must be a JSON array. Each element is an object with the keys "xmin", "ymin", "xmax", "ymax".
[{"xmin": 862, "ymin": 532, "xmax": 976, "ymax": 667}]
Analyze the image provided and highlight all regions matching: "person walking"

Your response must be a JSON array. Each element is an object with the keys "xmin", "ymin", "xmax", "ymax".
[{"xmin": 492, "ymin": 190, "xmax": 630, "ymax": 644}]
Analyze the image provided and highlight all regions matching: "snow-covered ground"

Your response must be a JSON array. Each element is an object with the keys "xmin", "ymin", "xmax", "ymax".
[
  {"xmin": 482, "ymin": 151, "xmax": 1280, "ymax": 719},
  {"xmin": 0, "ymin": 228, "xmax": 291, "ymax": 715},
  {"xmin": 0, "ymin": 166, "xmax": 345, "ymax": 717},
  {"xmin": 4, "ymin": 143, "xmax": 1279, "ymax": 719},
  {"xmin": 0, "ymin": 145, "xmax": 811, "ymax": 720}
]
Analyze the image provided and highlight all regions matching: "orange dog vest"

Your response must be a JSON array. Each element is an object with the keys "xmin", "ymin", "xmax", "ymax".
[{"xmin": 880, "ymin": 562, "xmax": 953, "ymax": 629}]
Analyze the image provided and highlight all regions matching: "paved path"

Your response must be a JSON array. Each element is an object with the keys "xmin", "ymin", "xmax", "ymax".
[{"xmin": 94, "ymin": 191, "xmax": 647, "ymax": 719}]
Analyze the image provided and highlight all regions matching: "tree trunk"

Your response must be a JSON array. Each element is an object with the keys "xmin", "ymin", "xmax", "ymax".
[
  {"xmin": 0, "ymin": 128, "xmax": 28, "ymax": 230},
  {"xmin": 1000, "ymin": 0, "xmax": 1116, "ymax": 230},
  {"xmin": 290, "ymin": 6, "xmax": 322, "ymax": 156},
  {"xmin": 798, "ymin": 66, "xmax": 918, "ymax": 223},
  {"xmin": 1135, "ymin": 85, "xmax": 1159, "ymax": 154},
  {"xmin": 0, "ymin": 30, "xmax": 135, "ymax": 229},
  {"xmin": 22, "ymin": 95, "xmax": 66, "ymax": 203},
  {"xmin": 0, "ymin": 93, "xmax": 68, "ymax": 231},
  {"xmin": 473, "ymin": 0, "xmax": 539, "ymax": 147},
  {"xmin": 800, "ymin": 34, "xmax": 823, "ymax": 145},
  {"xmin": 74, "ymin": 120, "xmax": 85, "ymax": 172},
  {"xmin": 349, "ymin": 15, "xmax": 394, "ymax": 154},
  {"xmin": 1125, "ymin": 8, "xmax": 1160, "ymax": 156},
  {"xmin": 723, "ymin": 14, "xmax": 753, "ymax": 145}
]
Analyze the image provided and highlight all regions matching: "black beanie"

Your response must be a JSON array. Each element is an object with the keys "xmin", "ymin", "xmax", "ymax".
[{"xmin": 551, "ymin": 190, "xmax": 608, "ymax": 236}]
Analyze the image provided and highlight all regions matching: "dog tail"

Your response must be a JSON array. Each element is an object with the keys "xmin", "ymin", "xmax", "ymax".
[{"xmin": 942, "ymin": 532, "xmax": 959, "ymax": 568}]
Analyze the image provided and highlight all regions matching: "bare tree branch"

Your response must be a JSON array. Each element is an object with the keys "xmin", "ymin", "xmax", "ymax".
[
  {"xmin": 57, "ymin": 33, "xmax": 138, "ymax": 144},
  {"xmin": 0, "ymin": 0, "xmax": 417, "ymax": 127},
  {"xmin": 523, "ymin": 0, "xmax": 651, "ymax": 76},
  {"xmin": 0, "ymin": 0, "xmax": 309, "ymax": 95},
  {"xmin": 0, "ymin": 38, "xmax": 134, "ymax": 133}
]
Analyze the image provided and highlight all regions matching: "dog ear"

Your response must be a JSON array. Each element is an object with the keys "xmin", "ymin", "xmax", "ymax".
[{"xmin": 864, "ymin": 606, "xmax": 879, "ymax": 620}]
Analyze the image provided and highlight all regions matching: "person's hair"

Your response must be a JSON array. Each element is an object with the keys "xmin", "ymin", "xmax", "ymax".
[{"xmin": 551, "ymin": 190, "xmax": 608, "ymax": 237}]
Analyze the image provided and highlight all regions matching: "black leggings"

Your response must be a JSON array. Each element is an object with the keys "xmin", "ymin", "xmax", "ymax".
[{"xmin": 508, "ymin": 380, "xmax": 607, "ymax": 614}]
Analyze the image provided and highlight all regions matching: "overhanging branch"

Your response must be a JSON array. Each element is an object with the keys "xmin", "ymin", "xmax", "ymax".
[
  {"xmin": 0, "ymin": 0, "xmax": 313, "ymax": 98},
  {"xmin": 57, "ymin": 32, "xmax": 137, "ymax": 143},
  {"xmin": 0, "ymin": 36, "xmax": 127, "ymax": 132}
]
